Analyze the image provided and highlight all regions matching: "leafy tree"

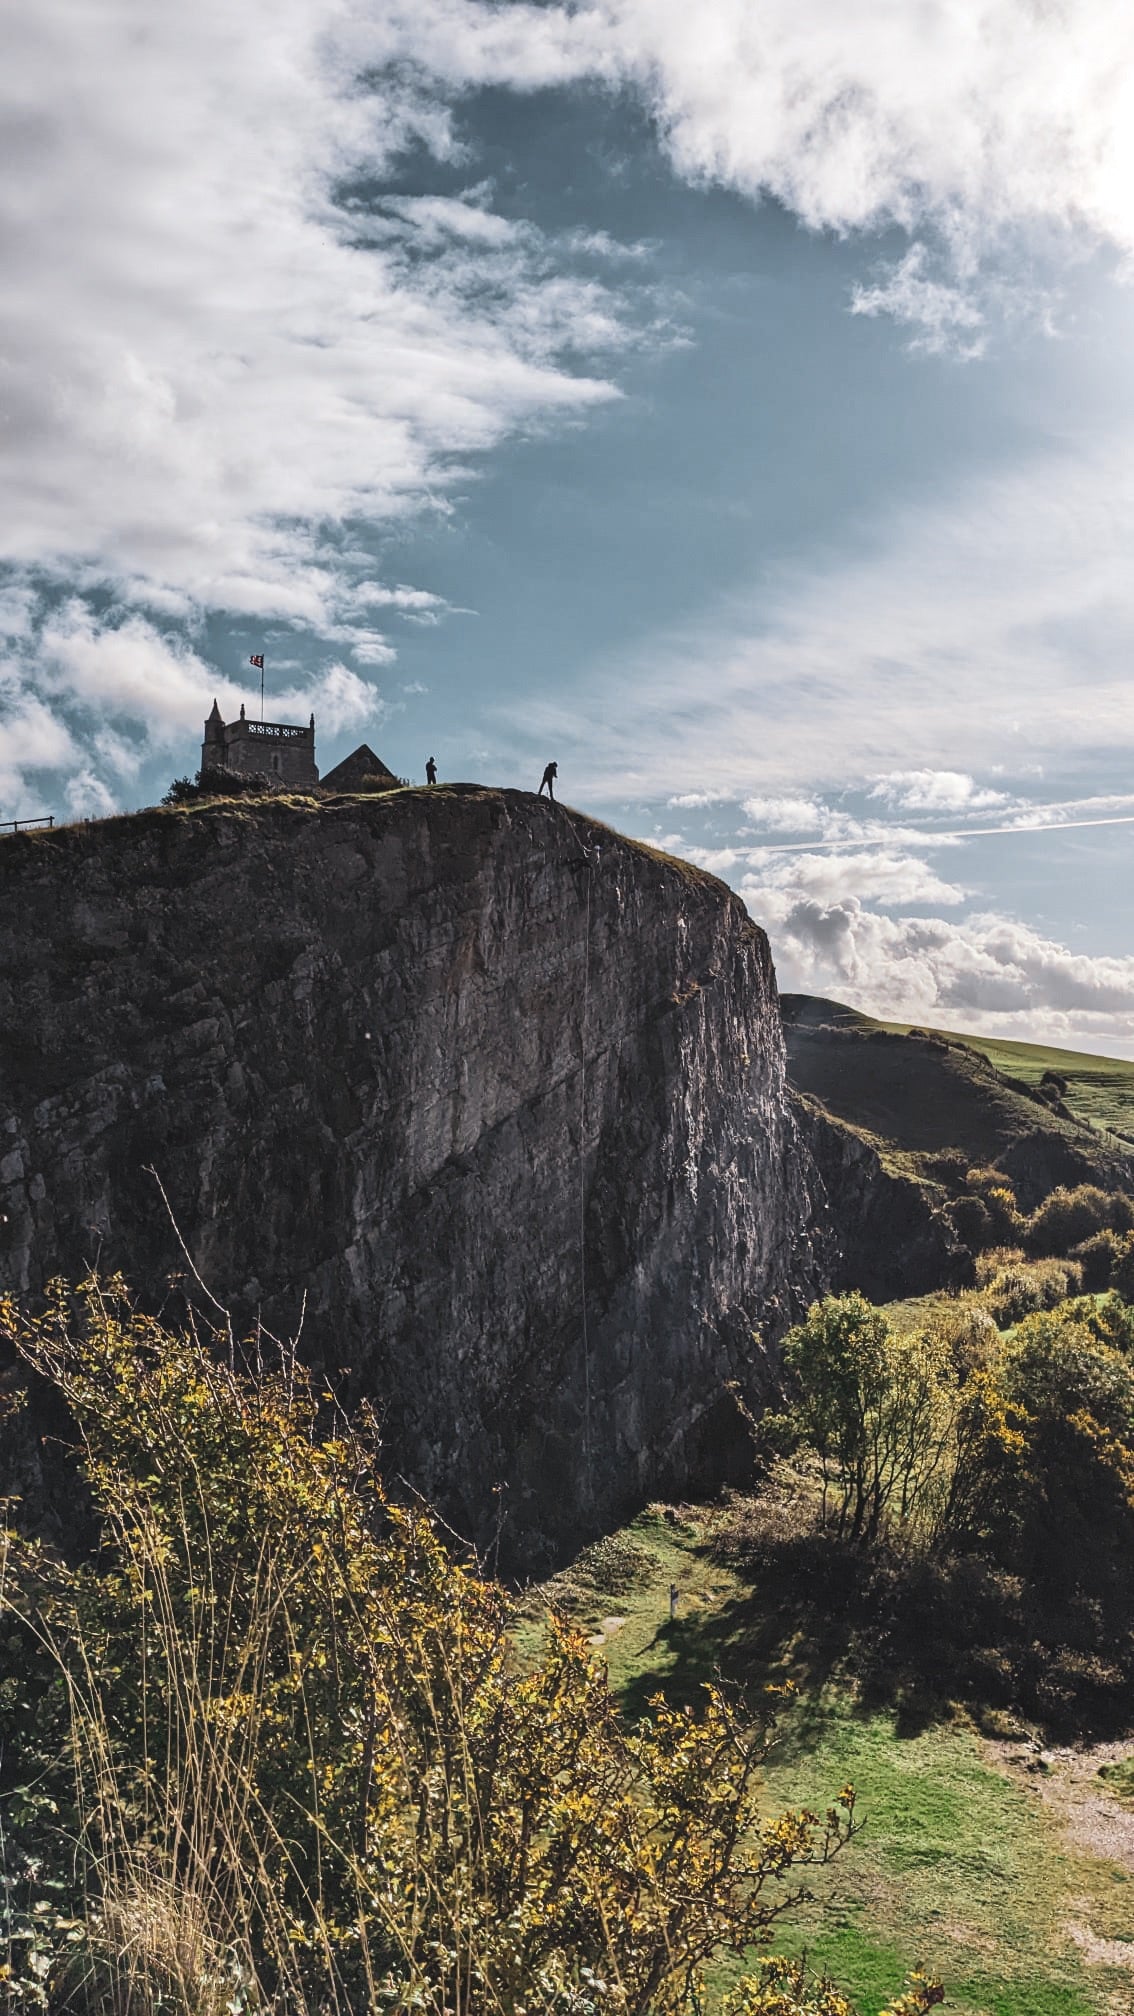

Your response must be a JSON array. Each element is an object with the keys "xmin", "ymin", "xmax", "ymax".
[
  {"xmin": 780, "ymin": 1297, "xmax": 961, "ymax": 1545},
  {"xmin": 995, "ymin": 1307, "xmax": 1134, "ymax": 1598}
]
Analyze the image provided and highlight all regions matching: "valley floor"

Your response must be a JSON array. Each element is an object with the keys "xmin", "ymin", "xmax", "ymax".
[{"xmin": 517, "ymin": 1504, "xmax": 1134, "ymax": 2016}]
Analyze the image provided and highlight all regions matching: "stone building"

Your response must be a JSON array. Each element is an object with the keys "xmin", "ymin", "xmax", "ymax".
[
  {"xmin": 320, "ymin": 743, "xmax": 400, "ymax": 793},
  {"xmin": 202, "ymin": 700, "xmax": 319, "ymax": 788}
]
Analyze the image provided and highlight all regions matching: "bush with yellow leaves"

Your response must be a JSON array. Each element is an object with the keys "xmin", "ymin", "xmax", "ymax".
[
  {"xmin": 0, "ymin": 1279, "xmax": 877, "ymax": 2016},
  {"xmin": 725, "ymin": 1958, "xmax": 943, "ymax": 2016}
]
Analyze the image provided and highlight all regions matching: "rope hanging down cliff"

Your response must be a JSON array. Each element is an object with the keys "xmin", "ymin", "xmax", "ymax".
[
  {"xmin": 535, "ymin": 790, "xmax": 599, "ymax": 1498},
  {"xmin": 580, "ymin": 862, "xmax": 592, "ymax": 1490}
]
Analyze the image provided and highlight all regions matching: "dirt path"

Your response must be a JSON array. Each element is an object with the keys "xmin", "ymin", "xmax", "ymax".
[
  {"xmin": 984, "ymin": 1737, "xmax": 1134, "ymax": 1872},
  {"xmin": 984, "ymin": 1734, "xmax": 1134, "ymax": 1993}
]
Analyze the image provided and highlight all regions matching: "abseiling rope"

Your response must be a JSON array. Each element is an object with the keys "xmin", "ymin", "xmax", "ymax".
[
  {"xmin": 580, "ymin": 864, "xmax": 592, "ymax": 1493},
  {"xmin": 537, "ymin": 793, "xmax": 597, "ymax": 1495}
]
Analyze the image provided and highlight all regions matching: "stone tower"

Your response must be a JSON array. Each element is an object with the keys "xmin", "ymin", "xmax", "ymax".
[{"xmin": 202, "ymin": 701, "xmax": 319, "ymax": 787}]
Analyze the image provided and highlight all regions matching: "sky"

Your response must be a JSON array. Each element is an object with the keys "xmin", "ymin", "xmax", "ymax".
[{"xmin": 3, "ymin": 0, "xmax": 1134, "ymax": 1055}]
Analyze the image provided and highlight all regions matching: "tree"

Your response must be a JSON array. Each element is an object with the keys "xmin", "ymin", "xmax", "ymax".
[{"xmin": 781, "ymin": 1297, "xmax": 959, "ymax": 1544}]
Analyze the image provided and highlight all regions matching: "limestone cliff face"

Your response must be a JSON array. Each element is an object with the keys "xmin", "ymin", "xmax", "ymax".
[
  {"xmin": 794, "ymin": 1097, "xmax": 973, "ymax": 1301},
  {"xmin": 0, "ymin": 787, "xmax": 824, "ymax": 1565}
]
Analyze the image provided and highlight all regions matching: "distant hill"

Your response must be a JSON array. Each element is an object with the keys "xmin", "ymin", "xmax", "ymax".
[
  {"xmin": 781, "ymin": 994, "xmax": 1134, "ymax": 1194},
  {"xmin": 779, "ymin": 994, "xmax": 1134, "ymax": 1301},
  {"xmin": 903, "ymin": 1025, "xmax": 1134, "ymax": 1147}
]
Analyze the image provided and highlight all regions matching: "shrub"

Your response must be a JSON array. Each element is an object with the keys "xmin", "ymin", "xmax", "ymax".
[
  {"xmin": 926, "ymin": 1302, "xmax": 1000, "ymax": 1378},
  {"xmin": 980, "ymin": 1257, "xmax": 1082, "ymax": 1327},
  {"xmin": 1113, "ymin": 1192, "xmax": 1134, "ymax": 1233},
  {"xmin": 964, "ymin": 1171, "xmax": 1025, "ymax": 1245},
  {"xmin": 1053, "ymin": 1291, "xmax": 1134, "ymax": 1358},
  {"xmin": 726, "ymin": 1958, "xmax": 942, "ymax": 2016},
  {"xmin": 355, "ymin": 771, "xmax": 403, "ymax": 794},
  {"xmin": 1113, "ymin": 1233, "xmax": 1134, "ymax": 1302},
  {"xmin": 162, "ymin": 767, "xmax": 290, "ymax": 806},
  {"xmin": 1026, "ymin": 1184, "xmax": 1128, "ymax": 1257},
  {"xmin": 948, "ymin": 1193, "xmax": 995, "ymax": 1254},
  {"xmin": 0, "ymin": 1281, "xmax": 859, "ymax": 2016},
  {"xmin": 1071, "ymin": 1228, "xmax": 1122, "ymax": 1290},
  {"xmin": 974, "ymin": 1246, "xmax": 1026, "ymax": 1288},
  {"xmin": 712, "ymin": 1461, "xmax": 826, "ymax": 1567},
  {"xmin": 161, "ymin": 773, "xmax": 199, "ymax": 805}
]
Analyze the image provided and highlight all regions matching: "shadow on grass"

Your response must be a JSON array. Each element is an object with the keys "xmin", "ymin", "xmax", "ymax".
[
  {"xmin": 617, "ymin": 1528, "xmax": 1134, "ymax": 1746},
  {"xmin": 619, "ymin": 1543, "xmax": 862, "ymax": 1730}
]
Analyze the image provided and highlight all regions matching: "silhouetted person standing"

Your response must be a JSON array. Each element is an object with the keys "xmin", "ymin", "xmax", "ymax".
[
  {"xmin": 539, "ymin": 761, "xmax": 558, "ymax": 801},
  {"xmin": 425, "ymin": 756, "xmax": 437, "ymax": 785}
]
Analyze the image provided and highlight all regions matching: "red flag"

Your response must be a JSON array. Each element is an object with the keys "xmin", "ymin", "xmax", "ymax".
[{"xmin": 249, "ymin": 653, "xmax": 265, "ymax": 669}]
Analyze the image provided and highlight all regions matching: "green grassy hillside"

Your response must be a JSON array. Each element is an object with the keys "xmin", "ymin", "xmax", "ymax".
[
  {"xmin": 781, "ymin": 995, "xmax": 1134, "ymax": 1149},
  {"xmin": 937, "ymin": 1032, "xmax": 1134, "ymax": 1144},
  {"xmin": 780, "ymin": 997, "xmax": 1134, "ymax": 1190},
  {"xmin": 519, "ymin": 1507, "xmax": 1134, "ymax": 2016}
]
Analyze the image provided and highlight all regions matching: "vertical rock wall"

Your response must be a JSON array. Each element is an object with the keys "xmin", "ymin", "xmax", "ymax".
[{"xmin": 0, "ymin": 787, "xmax": 824, "ymax": 1565}]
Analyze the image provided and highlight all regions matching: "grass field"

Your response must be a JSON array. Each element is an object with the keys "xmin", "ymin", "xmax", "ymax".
[{"xmin": 517, "ymin": 1507, "xmax": 1134, "ymax": 2016}]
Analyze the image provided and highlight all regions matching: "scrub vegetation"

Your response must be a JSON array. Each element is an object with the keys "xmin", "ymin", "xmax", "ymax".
[
  {"xmin": 0, "ymin": 1281, "xmax": 933, "ymax": 2016},
  {"xmin": 4, "ymin": 1248, "xmax": 1134, "ymax": 2010}
]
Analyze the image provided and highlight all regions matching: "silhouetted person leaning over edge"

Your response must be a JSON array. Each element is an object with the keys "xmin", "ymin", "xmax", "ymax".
[
  {"xmin": 425, "ymin": 756, "xmax": 437, "ymax": 785},
  {"xmin": 538, "ymin": 761, "xmax": 558, "ymax": 801}
]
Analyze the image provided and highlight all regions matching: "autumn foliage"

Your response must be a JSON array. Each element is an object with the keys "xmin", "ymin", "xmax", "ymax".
[{"xmin": 0, "ymin": 1281, "xmax": 941, "ymax": 2016}]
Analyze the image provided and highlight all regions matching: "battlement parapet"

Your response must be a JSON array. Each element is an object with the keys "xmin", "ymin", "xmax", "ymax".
[{"xmin": 242, "ymin": 720, "xmax": 312, "ymax": 742}]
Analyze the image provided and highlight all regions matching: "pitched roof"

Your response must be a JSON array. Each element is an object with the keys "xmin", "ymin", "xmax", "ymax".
[{"xmin": 320, "ymin": 744, "xmax": 399, "ymax": 792}]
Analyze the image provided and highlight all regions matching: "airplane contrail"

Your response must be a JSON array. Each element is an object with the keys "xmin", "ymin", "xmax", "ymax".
[{"xmin": 755, "ymin": 812, "xmax": 1134, "ymax": 855}]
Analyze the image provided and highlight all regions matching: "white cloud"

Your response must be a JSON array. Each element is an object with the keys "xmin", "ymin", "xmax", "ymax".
[
  {"xmin": 36, "ymin": 606, "xmax": 218, "ymax": 739},
  {"xmin": 741, "ymin": 794, "xmax": 829, "ymax": 833},
  {"xmin": 394, "ymin": 0, "xmax": 1134, "ymax": 339},
  {"xmin": 65, "ymin": 770, "xmax": 119, "ymax": 822},
  {"xmin": 292, "ymin": 663, "xmax": 382, "ymax": 736},
  {"xmin": 0, "ymin": 0, "xmax": 640, "ymax": 638},
  {"xmin": 745, "ymin": 849, "xmax": 968, "ymax": 914},
  {"xmin": 92, "ymin": 729, "xmax": 144, "ymax": 780},
  {"xmin": 868, "ymin": 770, "xmax": 1009, "ymax": 814},
  {"xmin": 348, "ymin": 585, "xmax": 448, "ymax": 615},
  {"xmin": 0, "ymin": 698, "xmax": 79, "ymax": 779},
  {"xmin": 10, "ymin": 0, "xmax": 1134, "ymax": 670},
  {"xmin": 0, "ymin": 696, "xmax": 80, "ymax": 820},
  {"xmin": 851, "ymin": 247, "xmax": 990, "ymax": 356},
  {"xmin": 747, "ymin": 886, "xmax": 1134, "ymax": 1055},
  {"xmin": 666, "ymin": 788, "xmax": 736, "ymax": 810}
]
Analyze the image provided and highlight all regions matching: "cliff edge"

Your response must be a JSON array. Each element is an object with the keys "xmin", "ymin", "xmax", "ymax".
[{"xmin": 0, "ymin": 786, "xmax": 824, "ymax": 1564}]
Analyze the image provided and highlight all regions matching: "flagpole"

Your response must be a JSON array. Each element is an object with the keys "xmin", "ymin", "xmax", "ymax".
[{"xmin": 249, "ymin": 651, "xmax": 265, "ymax": 719}]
